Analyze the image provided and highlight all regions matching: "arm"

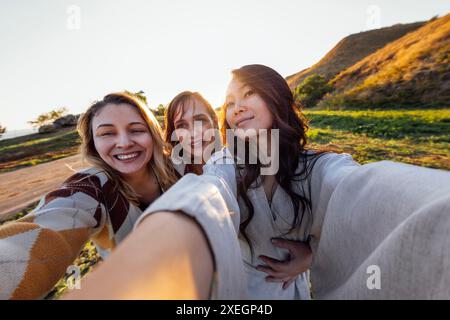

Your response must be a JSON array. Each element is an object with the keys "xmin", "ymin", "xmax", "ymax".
[
  {"xmin": 0, "ymin": 180, "xmax": 105, "ymax": 299},
  {"xmin": 63, "ymin": 211, "xmax": 213, "ymax": 299},
  {"xmin": 311, "ymin": 161, "xmax": 450, "ymax": 299},
  {"xmin": 132, "ymin": 149, "xmax": 247, "ymax": 299},
  {"xmin": 308, "ymin": 153, "xmax": 360, "ymax": 243}
]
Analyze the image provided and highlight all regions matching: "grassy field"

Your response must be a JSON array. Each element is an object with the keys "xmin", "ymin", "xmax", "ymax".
[
  {"xmin": 305, "ymin": 108, "xmax": 450, "ymax": 170},
  {"xmin": 0, "ymin": 127, "xmax": 80, "ymax": 173},
  {"xmin": 1, "ymin": 109, "xmax": 448, "ymax": 174},
  {"xmin": 0, "ymin": 107, "xmax": 448, "ymax": 298}
]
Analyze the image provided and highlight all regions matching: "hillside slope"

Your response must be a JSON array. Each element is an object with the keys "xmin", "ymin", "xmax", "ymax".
[
  {"xmin": 286, "ymin": 21, "xmax": 425, "ymax": 89},
  {"xmin": 322, "ymin": 14, "xmax": 450, "ymax": 107}
]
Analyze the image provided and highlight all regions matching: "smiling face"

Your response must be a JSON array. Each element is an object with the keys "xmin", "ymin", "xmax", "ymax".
[
  {"xmin": 225, "ymin": 77, "xmax": 274, "ymax": 137},
  {"xmin": 92, "ymin": 103, "xmax": 153, "ymax": 177},
  {"xmin": 173, "ymin": 98, "xmax": 215, "ymax": 160}
]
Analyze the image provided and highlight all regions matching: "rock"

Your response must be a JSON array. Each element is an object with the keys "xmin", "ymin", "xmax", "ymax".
[
  {"xmin": 38, "ymin": 124, "xmax": 57, "ymax": 134},
  {"xmin": 53, "ymin": 114, "xmax": 80, "ymax": 128}
]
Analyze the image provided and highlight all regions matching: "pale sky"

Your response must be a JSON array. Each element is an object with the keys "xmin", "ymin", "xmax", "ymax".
[{"xmin": 1, "ymin": 0, "xmax": 449, "ymax": 130}]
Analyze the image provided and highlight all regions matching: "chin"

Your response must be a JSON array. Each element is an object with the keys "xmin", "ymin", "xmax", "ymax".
[
  {"xmin": 116, "ymin": 162, "xmax": 148, "ymax": 175},
  {"xmin": 117, "ymin": 168, "xmax": 139, "ymax": 175}
]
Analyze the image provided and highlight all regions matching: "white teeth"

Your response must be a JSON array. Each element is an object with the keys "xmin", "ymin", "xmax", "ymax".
[{"xmin": 116, "ymin": 152, "xmax": 139, "ymax": 160}]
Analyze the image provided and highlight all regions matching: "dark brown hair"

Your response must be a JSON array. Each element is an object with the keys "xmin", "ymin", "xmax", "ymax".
[{"xmin": 220, "ymin": 64, "xmax": 326, "ymax": 252}]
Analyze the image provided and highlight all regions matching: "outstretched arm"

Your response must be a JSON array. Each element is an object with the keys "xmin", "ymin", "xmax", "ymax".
[
  {"xmin": 63, "ymin": 211, "xmax": 214, "ymax": 299},
  {"xmin": 0, "ymin": 186, "xmax": 105, "ymax": 300}
]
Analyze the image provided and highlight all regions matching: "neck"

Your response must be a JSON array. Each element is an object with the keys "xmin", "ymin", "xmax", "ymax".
[
  {"xmin": 185, "ymin": 163, "xmax": 203, "ymax": 175},
  {"xmin": 123, "ymin": 166, "xmax": 153, "ymax": 191}
]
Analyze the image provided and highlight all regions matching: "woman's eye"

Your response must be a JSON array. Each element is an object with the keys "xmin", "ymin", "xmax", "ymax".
[
  {"xmin": 131, "ymin": 130, "xmax": 145, "ymax": 134},
  {"xmin": 226, "ymin": 101, "xmax": 235, "ymax": 108},
  {"xmin": 100, "ymin": 132, "xmax": 113, "ymax": 136},
  {"xmin": 244, "ymin": 90, "xmax": 254, "ymax": 98}
]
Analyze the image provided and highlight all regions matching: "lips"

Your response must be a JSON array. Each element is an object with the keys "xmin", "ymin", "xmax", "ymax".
[
  {"xmin": 113, "ymin": 151, "xmax": 142, "ymax": 161},
  {"xmin": 235, "ymin": 115, "xmax": 255, "ymax": 127}
]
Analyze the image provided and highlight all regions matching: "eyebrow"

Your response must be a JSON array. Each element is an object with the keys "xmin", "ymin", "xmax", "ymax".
[
  {"xmin": 96, "ymin": 122, "xmax": 146, "ymax": 129},
  {"xmin": 193, "ymin": 114, "xmax": 209, "ymax": 120},
  {"xmin": 96, "ymin": 124, "xmax": 114, "ymax": 129},
  {"xmin": 226, "ymin": 84, "xmax": 249, "ymax": 100},
  {"xmin": 129, "ymin": 122, "xmax": 147, "ymax": 126}
]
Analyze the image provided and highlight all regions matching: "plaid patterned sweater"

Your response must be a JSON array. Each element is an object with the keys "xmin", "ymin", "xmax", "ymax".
[{"xmin": 0, "ymin": 168, "xmax": 148, "ymax": 299}]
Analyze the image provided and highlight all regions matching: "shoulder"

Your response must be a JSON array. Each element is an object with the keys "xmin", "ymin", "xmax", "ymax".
[
  {"xmin": 302, "ymin": 151, "xmax": 360, "ymax": 188},
  {"xmin": 203, "ymin": 147, "xmax": 237, "ymax": 188},
  {"xmin": 62, "ymin": 167, "xmax": 110, "ymax": 188},
  {"xmin": 45, "ymin": 167, "xmax": 116, "ymax": 203},
  {"xmin": 207, "ymin": 147, "xmax": 235, "ymax": 165},
  {"xmin": 299, "ymin": 151, "xmax": 357, "ymax": 170}
]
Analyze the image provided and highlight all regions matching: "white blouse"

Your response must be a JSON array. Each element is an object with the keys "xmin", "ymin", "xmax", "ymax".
[{"xmin": 136, "ymin": 148, "xmax": 360, "ymax": 299}]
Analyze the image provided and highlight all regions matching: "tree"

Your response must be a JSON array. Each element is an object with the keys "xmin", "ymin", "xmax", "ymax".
[
  {"xmin": 125, "ymin": 90, "xmax": 148, "ymax": 106},
  {"xmin": 154, "ymin": 104, "xmax": 166, "ymax": 116},
  {"xmin": 293, "ymin": 74, "xmax": 333, "ymax": 108},
  {"xmin": 0, "ymin": 124, "xmax": 6, "ymax": 136},
  {"xmin": 28, "ymin": 107, "xmax": 68, "ymax": 128}
]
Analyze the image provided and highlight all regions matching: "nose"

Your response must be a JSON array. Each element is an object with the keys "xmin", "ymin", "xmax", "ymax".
[
  {"xmin": 192, "ymin": 121, "xmax": 203, "ymax": 142},
  {"xmin": 234, "ymin": 101, "xmax": 246, "ymax": 115},
  {"xmin": 116, "ymin": 132, "xmax": 134, "ymax": 148}
]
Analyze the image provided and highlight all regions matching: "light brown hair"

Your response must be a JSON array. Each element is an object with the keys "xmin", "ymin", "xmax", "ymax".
[
  {"xmin": 164, "ymin": 91, "xmax": 218, "ymax": 147},
  {"xmin": 77, "ymin": 92, "xmax": 178, "ymax": 204}
]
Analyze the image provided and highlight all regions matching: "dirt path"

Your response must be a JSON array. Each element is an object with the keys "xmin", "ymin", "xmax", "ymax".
[{"xmin": 0, "ymin": 154, "xmax": 85, "ymax": 221}]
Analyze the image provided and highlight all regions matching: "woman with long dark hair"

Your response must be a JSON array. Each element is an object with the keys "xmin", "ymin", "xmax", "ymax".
[{"xmin": 132, "ymin": 64, "xmax": 360, "ymax": 299}]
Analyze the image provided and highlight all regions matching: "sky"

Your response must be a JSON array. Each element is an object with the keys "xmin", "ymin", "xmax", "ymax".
[{"xmin": 0, "ymin": 0, "xmax": 449, "ymax": 130}]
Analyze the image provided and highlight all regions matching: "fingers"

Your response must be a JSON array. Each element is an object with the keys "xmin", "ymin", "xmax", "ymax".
[
  {"xmin": 257, "ymin": 263, "xmax": 299, "ymax": 287},
  {"xmin": 259, "ymin": 255, "xmax": 294, "ymax": 275},
  {"xmin": 256, "ymin": 264, "xmax": 292, "ymax": 282},
  {"xmin": 259, "ymin": 255, "xmax": 283, "ymax": 268},
  {"xmin": 256, "ymin": 265, "xmax": 281, "ymax": 278},
  {"xmin": 271, "ymin": 238, "xmax": 294, "ymax": 251},
  {"xmin": 272, "ymin": 238, "xmax": 311, "ymax": 252}
]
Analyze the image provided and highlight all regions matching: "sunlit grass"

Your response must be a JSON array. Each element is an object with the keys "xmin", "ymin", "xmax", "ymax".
[{"xmin": 305, "ymin": 108, "xmax": 450, "ymax": 170}]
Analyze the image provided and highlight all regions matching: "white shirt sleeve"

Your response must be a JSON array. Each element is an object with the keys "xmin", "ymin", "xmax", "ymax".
[{"xmin": 134, "ymin": 148, "xmax": 246, "ymax": 299}]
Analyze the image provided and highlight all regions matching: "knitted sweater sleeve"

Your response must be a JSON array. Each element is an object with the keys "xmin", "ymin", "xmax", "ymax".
[{"xmin": 0, "ymin": 171, "xmax": 106, "ymax": 299}]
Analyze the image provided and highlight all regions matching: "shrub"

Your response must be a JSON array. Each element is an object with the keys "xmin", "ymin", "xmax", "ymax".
[{"xmin": 293, "ymin": 74, "xmax": 333, "ymax": 108}]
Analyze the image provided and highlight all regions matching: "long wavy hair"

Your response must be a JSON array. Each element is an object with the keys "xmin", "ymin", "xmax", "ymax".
[
  {"xmin": 77, "ymin": 92, "xmax": 178, "ymax": 205},
  {"xmin": 164, "ymin": 91, "xmax": 221, "ymax": 174},
  {"xmin": 220, "ymin": 64, "xmax": 326, "ymax": 251},
  {"xmin": 164, "ymin": 91, "xmax": 219, "ymax": 147}
]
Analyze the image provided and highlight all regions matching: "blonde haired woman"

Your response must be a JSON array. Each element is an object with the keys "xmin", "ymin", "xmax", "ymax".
[{"xmin": 0, "ymin": 92, "xmax": 192, "ymax": 299}]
